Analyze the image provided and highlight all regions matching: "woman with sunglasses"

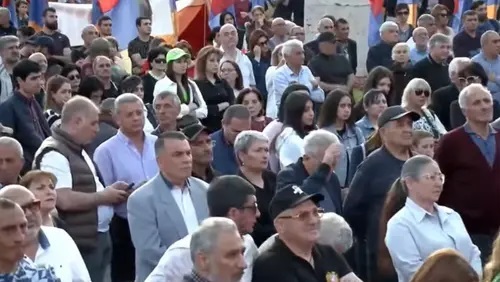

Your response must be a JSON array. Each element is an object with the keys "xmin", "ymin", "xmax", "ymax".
[
  {"xmin": 394, "ymin": 4, "xmax": 414, "ymax": 42},
  {"xmin": 247, "ymin": 29, "xmax": 271, "ymax": 99},
  {"xmin": 61, "ymin": 64, "xmax": 81, "ymax": 96},
  {"xmin": 385, "ymin": 155, "xmax": 482, "ymax": 282},
  {"xmin": 431, "ymin": 4, "xmax": 455, "ymax": 38},
  {"xmin": 143, "ymin": 47, "xmax": 168, "ymax": 105},
  {"xmin": 402, "ymin": 78, "xmax": 446, "ymax": 139}
]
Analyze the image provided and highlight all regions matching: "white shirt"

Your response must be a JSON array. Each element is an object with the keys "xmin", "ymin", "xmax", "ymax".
[
  {"xmin": 221, "ymin": 49, "xmax": 256, "ymax": 88},
  {"xmin": 143, "ymin": 105, "xmax": 154, "ymax": 134},
  {"xmin": 275, "ymin": 127, "xmax": 304, "ymax": 169},
  {"xmin": 35, "ymin": 226, "xmax": 91, "ymax": 282},
  {"xmin": 171, "ymin": 187, "xmax": 199, "ymax": 234},
  {"xmin": 145, "ymin": 234, "xmax": 258, "ymax": 282},
  {"xmin": 39, "ymin": 150, "xmax": 114, "ymax": 232}
]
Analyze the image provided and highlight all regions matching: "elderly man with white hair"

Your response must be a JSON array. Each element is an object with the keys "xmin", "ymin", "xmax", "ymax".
[
  {"xmin": 267, "ymin": 39, "xmax": 325, "ymax": 118},
  {"xmin": 0, "ymin": 136, "xmax": 24, "ymax": 188},
  {"xmin": 304, "ymin": 17, "xmax": 335, "ymax": 55},
  {"xmin": 472, "ymin": 30, "xmax": 500, "ymax": 101},
  {"xmin": 430, "ymin": 57, "xmax": 471, "ymax": 129},
  {"xmin": 366, "ymin": 21, "xmax": 399, "ymax": 72},
  {"xmin": 268, "ymin": 17, "xmax": 288, "ymax": 51},
  {"xmin": 218, "ymin": 23, "xmax": 256, "ymax": 88},
  {"xmin": 80, "ymin": 25, "xmax": 99, "ymax": 53},
  {"xmin": 436, "ymin": 83, "xmax": 499, "ymax": 263},
  {"xmin": 276, "ymin": 129, "xmax": 343, "ymax": 214},
  {"xmin": 0, "ymin": 35, "xmax": 20, "ymax": 103}
]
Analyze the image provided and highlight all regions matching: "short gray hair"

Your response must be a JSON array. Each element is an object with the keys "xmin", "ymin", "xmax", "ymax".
[
  {"xmin": 0, "ymin": 35, "xmax": 19, "ymax": 51},
  {"xmin": 114, "ymin": 93, "xmax": 143, "ymax": 115},
  {"xmin": 100, "ymin": 98, "xmax": 116, "ymax": 113},
  {"xmin": 458, "ymin": 83, "xmax": 491, "ymax": 109},
  {"xmin": 379, "ymin": 21, "xmax": 398, "ymax": 35},
  {"xmin": 282, "ymin": 39, "xmax": 303, "ymax": 57},
  {"xmin": 234, "ymin": 130, "xmax": 269, "ymax": 162},
  {"xmin": 401, "ymin": 155, "xmax": 436, "ymax": 180},
  {"xmin": 391, "ymin": 43, "xmax": 410, "ymax": 60},
  {"xmin": 190, "ymin": 217, "xmax": 239, "ymax": 262},
  {"xmin": 401, "ymin": 78, "xmax": 431, "ymax": 108},
  {"xmin": 317, "ymin": 213, "xmax": 353, "ymax": 254},
  {"xmin": 417, "ymin": 14, "xmax": 435, "ymax": 26},
  {"xmin": 303, "ymin": 130, "xmax": 340, "ymax": 157},
  {"xmin": 412, "ymin": 26, "xmax": 427, "ymax": 37},
  {"xmin": 480, "ymin": 30, "xmax": 498, "ymax": 47},
  {"xmin": 0, "ymin": 137, "xmax": 23, "ymax": 158},
  {"xmin": 0, "ymin": 7, "xmax": 9, "ymax": 17},
  {"xmin": 429, "ymin": 33, "xmax": 451, "ymax": 49},
  {"xmin": 153, "ymin": 90, "xmax": 181, "ymax": 107},
  {"xmin": 448, "ymin": 57, "xmax": 471, "ymax": 77}
]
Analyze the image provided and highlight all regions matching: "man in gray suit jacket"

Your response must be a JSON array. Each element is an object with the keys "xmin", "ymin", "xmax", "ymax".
[{"xmin": 127, "ymin": 131, "xmax": 209, "ymax": 282}]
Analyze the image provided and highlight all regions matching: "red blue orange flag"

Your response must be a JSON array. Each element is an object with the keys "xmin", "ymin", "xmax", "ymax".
[
  {"xmin": 452, "ymin": 0, "xmax": 473, "ymax": 32},
  {"xmin": 368, "ymin": 0, "xmax": 384, "ymax": 47},
  {"xmin": 208, "ymin": 0, "xmax": 236, "ymax": 28},
  {"xmin": 28, "ymin": 0, "xmax": 47, "ymax": 31}
]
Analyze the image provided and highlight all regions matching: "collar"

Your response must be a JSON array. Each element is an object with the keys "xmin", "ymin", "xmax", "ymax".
[
  {"xmin": 38, "ymin": 228, "xmax": 50, "ymax": 250},
  {"xmin": 273, "ymin": 236, "xmax": 319, "ymax": 264},
  {"xmin": 480, "ymin": 51, "xmax": 499, "ymax": 62},
  {"xmin": 405, "ymin": 197, "xmax": 451, "ymax": 223},
  {"xmin": 160, "ymin": 172, "xmax": 190, "ymax": 190},
  {"xmin": 283, "ymin": 63, "xmax": 304, "ymax": 76},
  {"xmin": 464, "ymin": 123, "xmax": 497, "ymax": 135},
  {"xmin": 116, "ymin": 130, "xmax": 147, "ymax": 145},
  {"xmin": 15, "ymin": 91, "xmax": 35, "ymax": 103},
  {"xmin": 428, "ymin": 54, "xmax": 447, "ymax": 66},
  {"xmin": 358, "ymin": 116, "xmax": 375, "ymax": 129},
  {"xmin": 192, "ymin": 166, "xmax": 217, "ymax": 181}
]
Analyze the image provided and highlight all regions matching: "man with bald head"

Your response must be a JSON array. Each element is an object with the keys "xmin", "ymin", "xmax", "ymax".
[
  {"xmin": 218, "ymin": 23, "xmax": 256, "ymax": 88},
  {"xmin": 34, "ymin": 96, "xmax": 129, "ymax": 282},
  {"xmin": 0, "ymin": 184, "xmax": 91, "ymax": 281},
  {"xmin": 472, "ymin": 31, "xmax": 500, "ymax": 101},
  {"xmin": 409, "ymin": 27, "xmax": 429, "ymax": 64},
  {"xmin": 269, "ymin": 18, "xmax": 288, "ymax": 51},
  {"xmin": 0, "ymin": 137, "xmax": 24, "ymax": 188},
  {"xmin": 0, "ymin": 197, "xmax": 61, "ymax": 281},
  {"xmin": 93, "ymin": 55, "xmax": 119, "ymax": 99},
  {"xmin": 305, "ymin": 17, "xmax": 335, "ymax": 55},
  {"xmin": 29, "ymin": 52, "xmax": 48, "ymax": 74}
]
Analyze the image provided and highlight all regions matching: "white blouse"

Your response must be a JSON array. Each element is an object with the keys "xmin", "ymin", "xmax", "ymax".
[{"xmin": 275, "ymin": 127, "xmax": 304, "ymax": 169}]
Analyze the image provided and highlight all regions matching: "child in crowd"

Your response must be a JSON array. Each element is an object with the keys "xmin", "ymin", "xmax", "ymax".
[{"xmin": 412, "ymin": 130, "xmax": 435, "ymax": 158}]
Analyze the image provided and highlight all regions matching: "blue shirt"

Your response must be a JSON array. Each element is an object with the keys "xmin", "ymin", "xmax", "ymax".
[
  {"xmin": 0, "ymin": 257, "xmax": 61, "ymax": 282},
  {"xmin": 464, "ymin": 123, "xmax": 497, "ymax": 167},
  {"xmin": 270, "ymin": 64, "xmax": 325, "ymax": 110},
  {"xmin": 355, "ymin": 116, "xmax": 376, "ymax": 140},
  {"xmin": 472, "ymin": 52, "xmax": 500, "ymax": 101},
  {"xmin": 409, "ymin": 47, "xmax": 428, "ymax": 65},
  {"xmin": 385, "ymin": 198, "xmax": 482, "ymax": 282},
  {"xmin": 210, "ymin": 130, "xmax": 239, "ymax": 175},
  {"xmin": 94, "ymin": 131, "xmax": 159, "ymax": 218}
]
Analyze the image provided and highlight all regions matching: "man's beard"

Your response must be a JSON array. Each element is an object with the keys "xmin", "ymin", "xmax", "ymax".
[{"xmin": 46, "ymin": 21, "xmax": 58, "ymax": 31}]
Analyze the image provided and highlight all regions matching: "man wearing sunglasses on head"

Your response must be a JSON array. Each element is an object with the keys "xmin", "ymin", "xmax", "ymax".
[
  {"xmin": 0, "ymin": 185, "xmax": 91, "ymax": 282},
  {"xmin": 252, "ymin": 184, "xmax": 361, "ymax": 282}
]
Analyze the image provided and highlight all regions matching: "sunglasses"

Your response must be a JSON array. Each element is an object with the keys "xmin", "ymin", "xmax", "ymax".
[
  {"xmin": 415, "ymin": 89, "xmax": 430, "ymax": 97},
  {"xmin": 68, "ymin": 74, "xmax": 80, "ymax": 80},
  {"xmin": 458, "ymin": 76, "xmax": 480, "ymax": 84},
  {"xmin": 440, "ymin": 13, "xmax": 448, "ymax": 17},
  {"xmin": 21, "ymin": 199, "xmax": 41, "ymax": 213},
  {"xmin": 279, "ymin": 208, "xmax": 325, "ymax": 221},
  {"xmin": 397, "ymin": 11, "xmax": 409, "ymax": 15},
  {"xmin": 154, "ymin": 58, "xmax": 166, "ymax": 64},
  {"xmin": 258, "ymin": 40, "xmax": 268, "ymax": 46}
]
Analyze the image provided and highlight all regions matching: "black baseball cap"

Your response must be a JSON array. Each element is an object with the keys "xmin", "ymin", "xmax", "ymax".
[
  {"xmin": 269, "ymin": 184, "xmax": 324, "ymax": 220},
  {"xmin": 377, "ymin": 106, "xmax": 420, "ymax": 128},
  {"xmin": 182, "ymin": 122, "xmax": 209, "ymax": 141},
  {"xmin": 317, "ymin": 32, "xmax": 336, "ymax": 44}
]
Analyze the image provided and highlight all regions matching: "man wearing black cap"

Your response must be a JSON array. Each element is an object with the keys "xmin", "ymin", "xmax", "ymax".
[
  {"xmin": 182, "ymin": 122, "xmax": 220, "ymax": 183},
  {"xmin": 343, "ymin": 105, "xmax": 419, "ymax": 281},
  {"xmin": 308, "ymin": 32, "xmax": 354, "ymax": 92},
  {"xmin": 252, "ymin": 184, "xmax": 360, "ymax": 282}
]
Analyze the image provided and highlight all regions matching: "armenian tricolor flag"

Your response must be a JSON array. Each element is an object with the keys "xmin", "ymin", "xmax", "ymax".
[
  {"xmin": 397, "ymin": 0, "xmax": 418, "ymax": 26},
  {"xmin": 451, "ymin": 0, "xmax": 473, "ymax": 32},
  {"xmin": 368, "ymin": 0, "xmax": 384, "ymax": 47},
  {"xmin": 28, "ymin": 0, "xmax": 47, "ymax": 31},
  {"xmin": 2, "ymin": 0, "xmax": 17, "ymax": 28}
]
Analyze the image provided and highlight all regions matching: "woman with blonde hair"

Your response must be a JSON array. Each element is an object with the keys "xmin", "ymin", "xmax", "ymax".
[
  {"xmin": 484, "ymin": 233, "xmax": 500, "ymax": 282},
  {"xmin": 401, "ymin": 78, "xmax": 447, "ymax": 139},
  {"xmin": 411, "ymin": 249, "xmax": 479, "ymax": 282}
]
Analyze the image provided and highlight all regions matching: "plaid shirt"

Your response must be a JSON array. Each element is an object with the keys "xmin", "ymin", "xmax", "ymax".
[{"xmin": 183, "ymin": 271, "xmax": 211, "ymax": 282}]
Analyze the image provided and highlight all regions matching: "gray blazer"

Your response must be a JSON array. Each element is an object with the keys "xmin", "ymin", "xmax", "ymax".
[{"xmin": 127, "ymin": 173, "xmax": 209, "ymax": 282}]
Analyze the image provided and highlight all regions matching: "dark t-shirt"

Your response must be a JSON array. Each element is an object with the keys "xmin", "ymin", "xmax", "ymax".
[
  {"xmin": 36, "ymin": 31, "xmax": 71, "ymax": 56},
  {"xmin": 309, "ymin": 53, "xmax": 353, "ymax": 85},
  {"xmin": 453, "ymin": 30, "xmax": 482, "ymax": 58},
  {"xmin": 127, "ymin": 36, "xmax": 153, "ymax": 67},
  {"xmin": 252, "ymin": 237, "xmax": 352, "ymax": 282}
]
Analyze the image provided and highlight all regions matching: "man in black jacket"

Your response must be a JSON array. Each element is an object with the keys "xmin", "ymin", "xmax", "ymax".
[
  {"xmin": 366, "ymin": 21, "xmax": 399, "ymax": 72},
  {"xmin": 276, "ymin": 129, "xmax": 343, "ymax": 215},
  {"xmin": 335, "ymin": 18, "xmax": 358, "ymax": 74}
]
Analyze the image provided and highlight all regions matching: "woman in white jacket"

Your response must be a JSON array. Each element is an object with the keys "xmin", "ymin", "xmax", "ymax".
[{"xmin": 153, "ymin": 48, "xmax": 207, "ymax": 119}]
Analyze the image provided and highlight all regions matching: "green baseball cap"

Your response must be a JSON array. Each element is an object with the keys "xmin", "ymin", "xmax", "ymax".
[{"xmin": 166, "ymin": 48, "xmax": 189, "ymax": 63}]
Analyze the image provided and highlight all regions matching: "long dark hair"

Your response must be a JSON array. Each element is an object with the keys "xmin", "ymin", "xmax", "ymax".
[
  {"xmin": 166, "ymin": 58, "xmax": 190, "ymax": 102},
  {"xmin": 221, "ymin": 60, "xmax": 244, "ymax": 91},
  {"xmin": 317, "ymin": 89, "xmax": 355, "ymax": 128},
  {"xmin": 219, "ymin": 11, "xmax": 235, "ymax": 27},
  {"xmin": 278, "ymin": 84, "xmax": 310, "ymax": 122},
  {"xmin": 236, "ymin": 87, "xmax": 265, "ymax": 117}
]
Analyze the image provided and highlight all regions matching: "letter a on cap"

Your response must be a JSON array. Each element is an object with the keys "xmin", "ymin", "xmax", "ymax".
[{"xmin": 292, "ymin": 185, "xmax": 304, "ymax": 194}]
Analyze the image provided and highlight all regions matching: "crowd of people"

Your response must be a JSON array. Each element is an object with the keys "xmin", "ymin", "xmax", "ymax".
[{"xmin": 1, "ymin": 0, "xmax": 500, "ymax": 282}]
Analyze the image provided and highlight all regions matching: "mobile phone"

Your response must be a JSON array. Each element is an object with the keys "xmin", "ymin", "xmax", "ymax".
[{"xmin": 127, "ymin": 183, "xmax": 135, "ymax": 191}]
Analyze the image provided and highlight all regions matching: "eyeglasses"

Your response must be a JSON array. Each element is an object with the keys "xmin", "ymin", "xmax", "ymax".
[
  {"xmin": 279, "ymin": 208, "xmax": 325, "ymax": 221},
  {"xmin": 258, "ymin": 40, "xmax": 268, "ymax": 46},
  {"xmin": 68, "ymin": 74, "xmax": 80, "ymax": 80},
  {"xmin": 414, "ymin": 89, "xmax": 430, "ymax": 97},
  {"xmin": 21, "ymin": 200, "xmax": 41, "ymax": 213},
  {"xmin": 397, "ymin": 11, "xmax": 409, "ymax": 15},
  {"xmin": 458, "ymin": 76, "xmax": 480, "ymax": 84},
  {"xmin": 154, "ymin": 58, "xmax": 166, "ymax": 64},
  {"xmin": 421, "ymin": 173, "xmax": 445, "ymax": 184},
  {"xmin": 239, "ymin": 202, "xmax": 259, "ymax": 214}
]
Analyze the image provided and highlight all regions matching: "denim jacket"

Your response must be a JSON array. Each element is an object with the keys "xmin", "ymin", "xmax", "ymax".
[
  {"xmin": 322, "ymin": 124, "xmax": 365, "ymax": 186},
  {"xmin": 356, "ymin": 116, "xmax": 376, "ymax": 140}
]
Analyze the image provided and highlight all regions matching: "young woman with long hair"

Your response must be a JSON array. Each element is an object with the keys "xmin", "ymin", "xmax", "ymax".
[
  {"xmin": 44, "ymin": 75, "xmax": 72, "ymax": 128},
  {"xmin": 236, "ymin": 87, "xmax": 272, "ymax": 132}
]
